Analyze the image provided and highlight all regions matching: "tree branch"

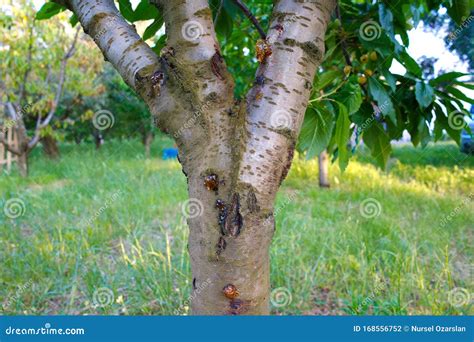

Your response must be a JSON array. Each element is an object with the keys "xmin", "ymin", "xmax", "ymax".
[
  {"xmin": 335, "ymin": 2, "xmax": 351, "ymax": 66},
  {"xmin": 66, "ymin": 0, "xmax": 161, "ymax": 94},
  {"xmin": 232, "ymin": 0, "xmax": 266, "ymax": 39},
  {"xmin": 28, "ymin": 27, "xmax": 81, "ymax": 150},
  {"xmin": 151, "ymin": 0, "xmax": 235, "ymax": 149},
  {"xmin": 39, "ymin": 27, "xmax": 79, "ymax": 129}
]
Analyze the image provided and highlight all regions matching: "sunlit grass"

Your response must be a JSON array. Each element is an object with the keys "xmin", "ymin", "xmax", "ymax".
[{"xmin": 0, "ymin": 138, "xmax": 472, "ymax": 315}]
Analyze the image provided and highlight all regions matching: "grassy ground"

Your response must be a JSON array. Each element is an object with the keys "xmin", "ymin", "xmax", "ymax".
[{"xmin": 0, "ymin": 138, "xmax": 472, "ymax": 315}]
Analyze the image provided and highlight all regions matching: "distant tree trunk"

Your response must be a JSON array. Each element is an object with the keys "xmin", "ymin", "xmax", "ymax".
[
  {"xmin": 41, "ymin": 135, "xmax": 60, "ymax": 159},
  {"xmin": 17, "ymin": 152, "xmax": 29, "ymax": 177},
  {"xmin": 318, "ymin": 150, "xmax": 330, "ymax": 188},
  {"xmin": 92, "ymin": 130, "xmax": 104, "ymax": 149},
  {"xmin": 143, "ymin": 131, "xmax": 154, "ymax": 158}
]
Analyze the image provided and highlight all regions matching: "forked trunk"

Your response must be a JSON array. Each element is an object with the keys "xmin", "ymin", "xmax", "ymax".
[{"xmin": 318, "ymin": 150, "xmax": 330, "ymax": 188}]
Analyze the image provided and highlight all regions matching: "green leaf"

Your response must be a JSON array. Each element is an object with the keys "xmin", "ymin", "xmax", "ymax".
[
  {"xmin": 315, "ymin": 70, "xmax": 341, "ymax": 90},
  {"xmin": 118, "ymin": 0, "xmax": 135, "ymax": 22},
  {"xmin": 418, "ymin": 120, "xmax": 431, "ymax": 147},
  {"xmin": 298, "ymin": 104, "xmax": 335, "ymax": 159},
  {"xmin": 410, "ymin": 4, "xmax": 422, "ymax": 28},
  {"xmin": 368, "ymin": 77, "xmax": 396, "ymax": 122},
  {"xmin": 36, "ymin": 2, "xmax": 65, "ymax": 20},
  {"xmin": 446, "ymin": 85, "xmax": 474, "ymax": 104},
  {"xmin": 447, "ymin": 0, "xmax": 471, "ymax": 24},
  {"xmin": 215, "ymin": 6, "xmax": 233, "ymax": 39},
  {"xmin": 433, "ymin": 102, "xmax": 461, "ymax": 145},
  {"xmin": 396, "ymin": 51, "xmax": 422, "ymax": 77},
  {"xmin": 452, "ymin": 81, "xmax": 474, "ymax": 90},
  {"xmin": 362, "ymin": 121, "xmax": 392, "ymax": 169},
  {"xmin": 382, "ymin": 69, "xmax": 397, "ymax": 92},
  {"xmin": 378, "ymin": 3, "xmax": 394, "ymax": 38},
  {"xmin": 334, "ymin": 102, "xmax": 351, "ymax": 172},
  {"xmin": 132, "ymin": 0, "xmax": 159, "ymax": 21},
  {"xmin": 151, "ymin": 35, "xmax": 167, "ymax": 55},
  {"xmin": 360, "ymin": 32, "xmax": 394, "ymax": 58},
  {"xmin": 415, "ymin": 81, "xmax": 434, "ymax": 109},
  {"xmin": 143, "ymin": 18, "xmax": 163, "ymax": 41},
  {"xmin": 336, "ymin": 79, "xmax": 362, "ymax": 115},
  {"xmin": 69, "ymin": 13, "xmax": 79, "ymax": 27}
]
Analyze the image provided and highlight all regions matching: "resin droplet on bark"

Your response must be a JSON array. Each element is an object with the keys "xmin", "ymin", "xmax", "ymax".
[{"xmin": 204, "ymin": 174, "xmax": 219, "ymax": 192}]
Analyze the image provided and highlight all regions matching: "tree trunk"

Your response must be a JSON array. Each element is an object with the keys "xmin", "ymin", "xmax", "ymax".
[
  {"xmin": 143, "ymin": 131, "xmax": 154, "ymax": 158},
  {"xmin": 41, "ymin": 135, "xmax": 60, "ymax": 159},
  {"xmin": 318, "ymin": 150, "xmax": 330, "ymax": 188},
  {"xmin": 184, "ymin": 142, "xmax": 275, "ymax": 314},
  {"xmin": 17, "ymin": 152, "xmax": 29, "ymax": 177},
  {"xmin": 93, "ymin": 131, "xmax": 104, "ymax": 150},
  {"xmin": 70, "ymin": 0, "xmax": 336, "ymax": 315}
]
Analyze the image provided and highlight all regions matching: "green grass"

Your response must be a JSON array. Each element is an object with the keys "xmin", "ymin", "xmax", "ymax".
[{"xmin": 0, "ymin": 138, "xmax": 472, "ymax": 315}]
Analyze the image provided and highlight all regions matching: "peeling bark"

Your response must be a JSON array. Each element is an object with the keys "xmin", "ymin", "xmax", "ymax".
[{"xmin": 66, "ymin": 0, "xmax": 336, "ymax": 315}]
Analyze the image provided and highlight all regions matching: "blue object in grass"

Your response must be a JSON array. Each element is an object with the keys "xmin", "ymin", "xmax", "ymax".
[{"xmin": 162, "ymin": 148, "xmax": 178, "ymax": 160}]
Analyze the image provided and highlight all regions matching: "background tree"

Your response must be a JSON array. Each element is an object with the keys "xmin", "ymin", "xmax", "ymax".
[
  {"xmin": 38, "ymin": 0, "xmax": 473, "ymax": 314},
  {"xmin": 0, "ymin": 1, "xmax": 103, "ymax": 175}
]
